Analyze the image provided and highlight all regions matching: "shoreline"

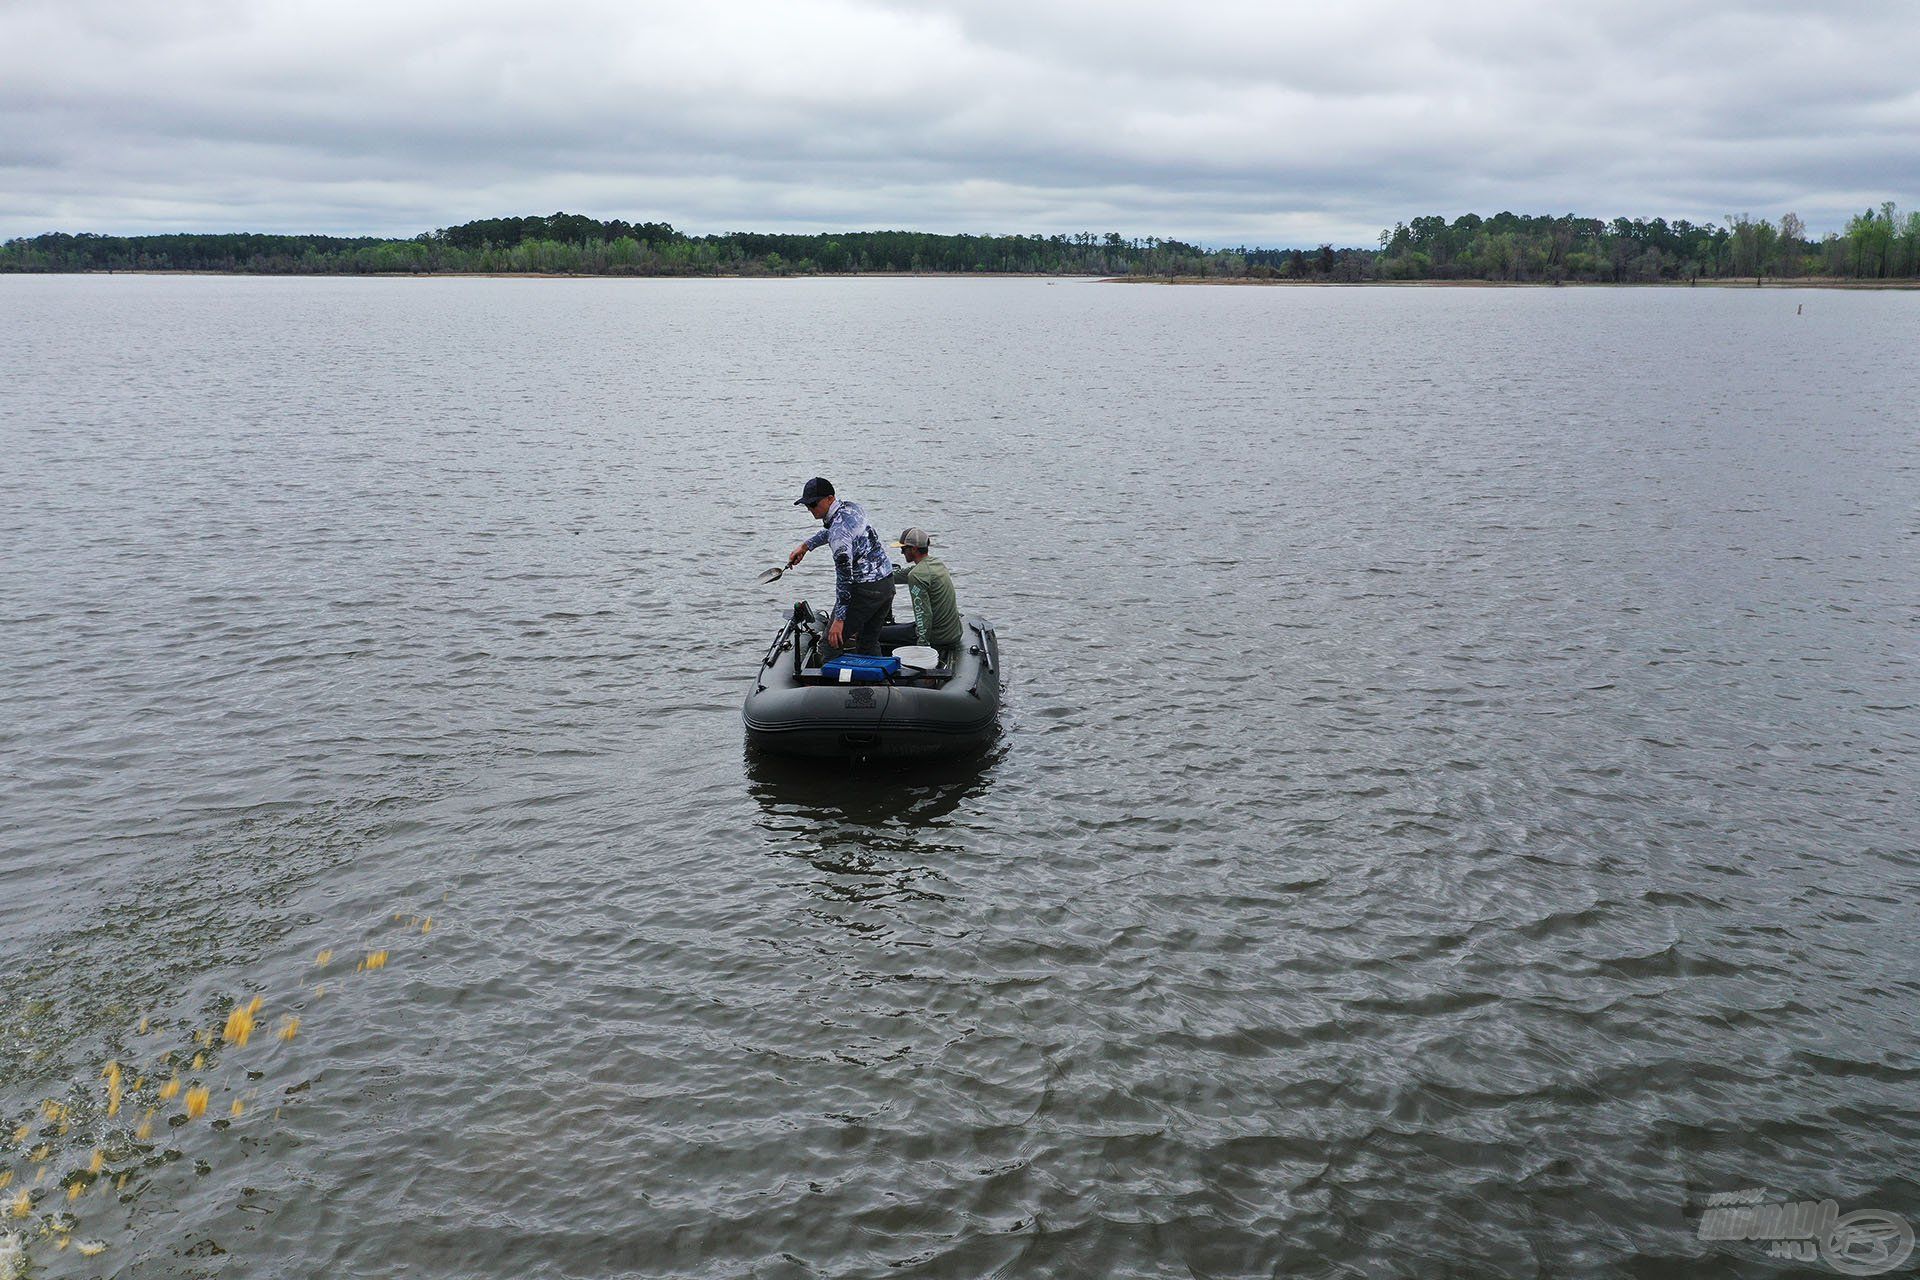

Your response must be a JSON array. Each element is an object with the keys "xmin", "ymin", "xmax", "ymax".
[
  {"xmin": 5, "ymin": 270, "xmax": 1916, "ymax": 289},
  {"xmin": 1099, "ymin": 275, "xmax": 1920, "ymax": 290},
  {"xmin": 2, "ymin": 269, "xmax": 1092, "ymax": 281}
]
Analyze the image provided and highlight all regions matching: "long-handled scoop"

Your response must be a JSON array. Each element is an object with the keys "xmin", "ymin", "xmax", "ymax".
[{"xmin": 757, "ymin": 540, "xmax": 904, "ymax": 585}]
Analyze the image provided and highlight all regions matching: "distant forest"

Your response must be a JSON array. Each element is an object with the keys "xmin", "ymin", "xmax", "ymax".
[{"xmin": 4, "ymin": 206, "xmax": 1917, "ymax": 281}]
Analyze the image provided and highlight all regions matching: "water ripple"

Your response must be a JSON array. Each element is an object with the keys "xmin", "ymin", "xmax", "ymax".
[{"xmin": 1, "ymin": 277, "xmax": 1916, "ymax": 1277}]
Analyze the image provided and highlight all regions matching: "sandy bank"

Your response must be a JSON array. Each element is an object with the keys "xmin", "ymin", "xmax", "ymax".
[{"xmin": 1100, "ymin": 275, "xmax": 1920, "ymax": 289}]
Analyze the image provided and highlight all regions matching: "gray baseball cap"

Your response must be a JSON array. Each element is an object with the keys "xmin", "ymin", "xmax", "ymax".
[{"xmin": 898, "ymin": 527, "xmax": 931, "ymax": 550}]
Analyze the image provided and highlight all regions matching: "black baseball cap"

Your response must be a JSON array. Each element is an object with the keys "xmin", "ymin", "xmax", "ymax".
[{"xmin": 794, "ymin": 477, "xmax": 834, "ymax": 506}]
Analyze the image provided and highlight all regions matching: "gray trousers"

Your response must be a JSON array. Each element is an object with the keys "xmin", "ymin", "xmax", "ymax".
[{"xmin": 828, "ymin": 579, "xmax": 895, "ymax": 658}]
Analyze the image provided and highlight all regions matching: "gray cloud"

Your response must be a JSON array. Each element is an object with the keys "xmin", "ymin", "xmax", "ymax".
[{"xmin": 1, "ymin": 0, "xmax": 1914, "ymax": 243}]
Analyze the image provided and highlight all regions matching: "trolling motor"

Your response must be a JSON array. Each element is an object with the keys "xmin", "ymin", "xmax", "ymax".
[{"xmin": 788, "ymin": 601, "xmax": 826, "ymax": 677}]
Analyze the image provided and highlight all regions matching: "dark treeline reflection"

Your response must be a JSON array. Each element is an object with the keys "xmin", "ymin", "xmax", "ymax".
[{"xmin": 5, "ymin": 205, "xmax": 1917, "ymax": 281}]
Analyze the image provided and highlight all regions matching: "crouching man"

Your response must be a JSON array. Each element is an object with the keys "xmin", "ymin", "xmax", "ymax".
[{"xmin": 879, "ymin": 527, "xmax": 963, "ymax": 664}]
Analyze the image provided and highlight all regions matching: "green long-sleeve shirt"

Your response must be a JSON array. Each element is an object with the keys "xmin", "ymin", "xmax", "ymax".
[{"xmin": 891, "ymin": 557, "xmax": 962, "ymax": 651}]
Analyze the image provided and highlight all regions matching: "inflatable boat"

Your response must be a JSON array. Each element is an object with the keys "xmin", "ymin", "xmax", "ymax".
[{"xmin": 743, "ymin": 602, "xmax": 1001, "ymax": 760}]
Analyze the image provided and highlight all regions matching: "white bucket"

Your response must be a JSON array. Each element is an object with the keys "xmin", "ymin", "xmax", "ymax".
[{"xmin": 892, "ymin": 645, "xmax": 940, "ymax": 671}]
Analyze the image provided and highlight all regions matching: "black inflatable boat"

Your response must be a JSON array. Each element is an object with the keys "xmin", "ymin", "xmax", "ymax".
[{"xmin": 743, "ymin": 602, "xmax": 1001, "ymax": 760}]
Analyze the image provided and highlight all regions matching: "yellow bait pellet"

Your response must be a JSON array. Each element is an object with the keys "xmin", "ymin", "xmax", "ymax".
[{"xmin": 223, "ymin": 1001, "xmax": 257, "ymax": 1047}]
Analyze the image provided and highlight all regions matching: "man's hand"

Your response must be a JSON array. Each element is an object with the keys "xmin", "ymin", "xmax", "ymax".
[
  {"xmin": 787, "ymin": 544, "xmax": 809, "ymax": 569},
  {"xmin": 826, "ymin": 618, "xmax": 845, "ymax": 649}
]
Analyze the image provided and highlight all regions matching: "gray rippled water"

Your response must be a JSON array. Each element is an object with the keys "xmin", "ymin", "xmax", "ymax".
[{"xmin": 2, "ymin": 276, "xmax": 1916, "ymax": 1278}]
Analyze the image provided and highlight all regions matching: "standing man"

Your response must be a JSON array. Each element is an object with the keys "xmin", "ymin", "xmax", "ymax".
[
  {"xmin": 881, "ymin": 528, "xmax": 964, "ymax": 664},
  {"xmin": 786, "ymin": 477, "xmax": 897, "ymax": 657}
]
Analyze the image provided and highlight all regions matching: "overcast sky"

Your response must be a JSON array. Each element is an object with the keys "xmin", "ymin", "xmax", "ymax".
[{"xmin": 3, "ymin": 0, "xmax": 1915, "ymax": 245}]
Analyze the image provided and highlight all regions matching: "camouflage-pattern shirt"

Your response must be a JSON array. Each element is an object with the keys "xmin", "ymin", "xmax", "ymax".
[{"xmin": 804, "ymin": 498, "xmax": 898, "ymax": 620}]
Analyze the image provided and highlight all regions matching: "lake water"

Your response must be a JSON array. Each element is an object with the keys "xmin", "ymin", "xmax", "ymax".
[{"xmin": 2, "ymin": 276, "xmax": 1916, "ymax": 1278}]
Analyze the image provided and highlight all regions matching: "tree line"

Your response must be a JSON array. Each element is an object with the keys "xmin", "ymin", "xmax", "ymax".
[
  {"xmin": 1370, "ymin": 206, "xmax": 1920, "ymax": 282},
  {"xmin": 2, "ymin": 206, "xmax": 1915, "ymax": 281},
  {"xmin": 0, "ymin": 219, "xmax": 1225, "ymax": 277}
]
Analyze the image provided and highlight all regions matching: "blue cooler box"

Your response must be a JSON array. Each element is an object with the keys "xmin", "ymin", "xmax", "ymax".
[{"xmin": 820, "ymin": 654, "xmax": 901, "ymax": 682}]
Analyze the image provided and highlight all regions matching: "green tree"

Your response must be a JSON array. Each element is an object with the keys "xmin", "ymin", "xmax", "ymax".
[
  {"xmin": 1845, "ymin": 207, "xmax": 1893, "ymax": 277},
  {"xmin": 1897, "ymin": 211, "xmax": 1920, "ymax": 277},
  {"xmin": 1776, "ymin": 213, "xmax": 1805, "ymax": 277}
]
